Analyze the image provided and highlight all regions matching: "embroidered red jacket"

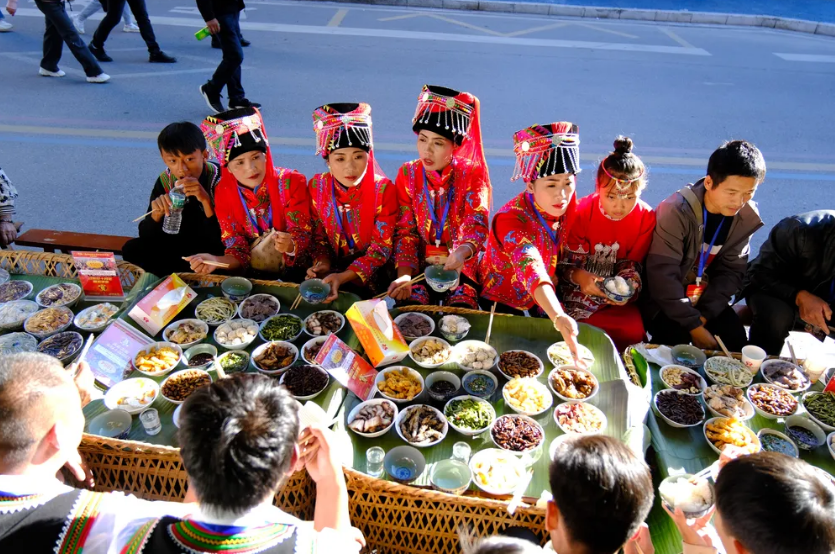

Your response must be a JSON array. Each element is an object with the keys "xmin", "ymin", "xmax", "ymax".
[
  {"xmin": 309, "ymin": 172, "xmax": 396, "ymax": 284},
  {"xmin": 393, "ymin": 159, "xmax": 489, "ymax": 282}
]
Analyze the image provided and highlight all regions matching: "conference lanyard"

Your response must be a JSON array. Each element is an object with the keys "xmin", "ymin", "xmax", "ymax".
[
  {"xmin": 696, "ymin": 206, "xmax": 724, "ymax": 285},
  {"xmin": 331, "ymin": 177, "xmax": 357, "ymax": 254},
  {"xmin": 423, "ymin": 168, "xmax": 453, "ymax": 247},
  {"xmin": 526, "ymin": 193, "xmax": 560, "ymax": 247},
  {"xmin": 237, "ymin": 185, "xmax": 272, "ymax": 235}
]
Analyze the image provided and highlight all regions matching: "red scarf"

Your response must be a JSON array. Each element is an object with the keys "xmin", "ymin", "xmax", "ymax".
[
  {"xmin": 214, "ymin": 148, "xmax": 287, "ymax": 236},
  {"xmin": 332, "ymin": 150, "xmax": 382, "ymax": 248}
]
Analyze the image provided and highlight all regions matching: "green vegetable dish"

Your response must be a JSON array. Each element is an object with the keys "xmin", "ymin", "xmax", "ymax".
[
  {"xmin": 445, "ymin": 398, "xmax": 493, "ymax": 431},
  {"xmin": 261, "ymin": 315, "xmax": 302, "ymax": 341},
  {"xmin": 220, "ymin": 352, "xmax": 248, "ymax": 373},
  {"xmin": 803, "ymin": 392, "xmax": 835, "ymax": 427}
]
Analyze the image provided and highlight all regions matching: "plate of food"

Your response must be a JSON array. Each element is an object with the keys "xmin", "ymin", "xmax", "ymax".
[
  {"xmin": 497, "ymin": 350, "xmax": 544, "ymax": 380},
  {"xmin": 37, "ymin": 331, "xmax": 83, "ymax": 364},
  {"xmin": 160, "ymin": 369, "xmax": 212, "ymax": 405},
  {"xmin": 801, "ymin": 391, "xmax": 835, "ymax": 432},
  {"xmin": 659, "ymin": 474, "xmax": 714, "ymax": 519},
  {"xmin": 438, "ymin": 315, "xmax": 470, "ymax": 342},
  {"xmin": 659, "ymin": 365, "xmax": 707, "ymax": 395},
  {"xmin": 490, "ymin": 414, "xmax": 545, "ymax": 453},
  {"xmin": 24, "ymin": 306, "xmax": 73, "ymax": 339},
  {"xmin": 670, "ymin": 344, "xmax": 707, "ymax": 370},
  {"xmin": 214, "ymin": 319, "xmax": 259, "ymax": 350},
  {"xmin": 0, "ymin": 299, "xmax": 39, "ymax": 331},
  {"xmin": 502, "ymin": 378, "xmax": 553, "ymax": 416},
  {"xmin": 163, "ymin": 319, "xmax": 209, "ymax": 349},
  {"xmin": 747, "ymin": 383, "xmax": 798, "ymax": 420},
  {"xmin": 396, "ymin": 404, "xmax": 448, "ymax": 448},
  {"xmin": 237, "ymin": 293, "xmax": 280, "ymax": 322},
  {"xmin": 462, "ymin": 370, "xmax": 498, "ymax": 399},
  {"xmin": 301, "ymin": 336, "xmax": 327, "ymax": 364},
  {"xmin": 375, "ymin": 366, "xmax": 424, "ymax": 403},
  {"xmin": 425, "ymin": 371, "xmax": 461, "ymax": 403},
  {"xmin": 133, "ymin": 342, "xmax": 183, "ymax": 377},
  {"xmin": 703, "ymin": 356, "xmax": 755, "ymax": 388},
  {"xmin": 654, "ymin": 389, "xmax": 706, "ymax": 428},
  {"xmin": 104, "ymin": 377, "xmax": 160, "ymax": 414},
  {"xmin": 194, "ymin": 296, "xmax": 237, "ymax": 326},
  {"xmin": 600, "ymin": 276, "xmax": 634, "ymax": 303},
  {"xmin": 251, "ymin": 341, "xmax": 298, "ymax": 375},
  {"xmin": 547, "ymin": 366, "xmax": 599, "ymax": 402},
  {"xmin": 74, "ymin": 303, "xmax": 119, "ymax": 332},
  {"xmin": 703, "ymin": 384, "xmax": 754, "ymax": 420},
  {"xmin": 259, "ymin": 314, "xmax": 304, "ymax": 343},
  {"xmin": 347, "ymin": 398, "xmax": 398, "ymax": 438},
  {"xmin": 0, "ymin": 280, "xmax": 33, "ymax": 303},
  {"xmin": 393, "ymin": 313, "xmax": 435, "ymax": 341},
  {"xmin": 453, "ymin": 340, "xmax": 498, "ymax": 371},
  {"xmin": 36, "ymin": 282, "xmax": 82, "ymax": 309},
  {"xmin": 760, "ymin": 359, "xmax": 811, "ymax": 393},
  {"xmin": 469, "ymin": 448, "xmax": 526, "ymax": 496},
  {"xmin": 554, "ymin": 402, "xmax": 607, "ymax": 435},
  {"xmin": 703, "ymin": 417, "xmax": 761, "ymax": 455},
  {"xmin": 547, "ymin": 341, "xmax": 594, "ymax": 368},
  {"xmin": 280, "ymin": 364, "xmax": 330, "ymax": 400},
  {"xmin": 303, "ymin": 310, "xmax": 345, "ymax": 337},
  {"xmin": 757, "ymin": 428, "xmax": 799, "ymax": 458},
  {"xmin": 214, "ymin": 350, "xmax": 250, "ymax": 375},
  {"xmin": 409, "ymin": 337, "xmax": 453, "ymax": 368},
  {"xmin": 444, "ymin": 395, "xmax": 496, "ymax": 436},
  {"xmin": 0, "ymin": 332, "xmax": 38, "ymax": 354}
]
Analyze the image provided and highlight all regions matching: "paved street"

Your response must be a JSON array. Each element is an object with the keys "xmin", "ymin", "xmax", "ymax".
[{"xmin": 1, "ymin": 0, "xmax": 834, "ymax": 254}]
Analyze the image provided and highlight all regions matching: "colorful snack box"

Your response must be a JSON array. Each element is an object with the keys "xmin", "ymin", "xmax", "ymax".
[
  {"xmin": 345, "ymin": 299, "xmax": 409, "ymax": 368},
  {"xmin": 128, "ymin": 274, "xmax": 197, "ymax": 336},
  {"xmin": 71, "ymin": 251, "xmax": 125, "ymax": 301},
  {"xmin": 314, "ymin": 334, "xmax": 378, "ymax": 401}
]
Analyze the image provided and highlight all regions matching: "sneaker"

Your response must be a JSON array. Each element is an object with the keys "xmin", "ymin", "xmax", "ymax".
[
  {"xmin": 86, "ymin": 73, "xmax": 111, "ymax": 83},
  {"xmin": 200, "ymin": 83, "xmax": 224, "ymax": 113},
  {"xmin": 123, "ymin": 23, "xmax": 140, "ymax": 33},
  {"xmin": 229, "ymin": 99, "xmax": 261, "ymax": 109},
  {"xmin": 240, "ymin": 37, "xmax": 251, "ymax": 47},
  {"xmin": 88, "ymin": 44, "xmax": 113, "ymax": 62},
  {"xmin": 149, "ymin": 51, "xmax": 176, "ymax": 63},
  {"xmin": 72, "ymin": 15, "xmax": 85, "ymax": 34},
  {"xmin": 0, "ymin": 20, "xmax": 12, "ymax": 32},
  {"xmin": 39, "ymin": 67, "xmax": 66, "ymax": 78}
]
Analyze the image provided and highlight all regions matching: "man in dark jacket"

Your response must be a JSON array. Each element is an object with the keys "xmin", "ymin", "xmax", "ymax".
[
  {"xmin": 122, "ymin": 122, "xmax": 225, "ymax": 277},
  {"xmin": 641, "ymin": 140, "xmax": 766, "ymax": 351},
  {"xmin": 197, "ymin": 0, "xmax": 259, "ymax": 113},
  {"xmin": 741, "ymin": 211, "xmax": 835, "ymax": 354}
]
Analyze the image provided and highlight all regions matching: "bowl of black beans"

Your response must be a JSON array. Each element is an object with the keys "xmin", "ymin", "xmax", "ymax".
[
  {"xmin": 425, "ymin": 371, "xmax": 461, "ymax": 403},
  {"xmin": 280, "ymin": 364, "xmax": 330, "ymax": 400},
  {"xmin": 654, "ymin": 389, "xmax": 706, "ymax": 428}
]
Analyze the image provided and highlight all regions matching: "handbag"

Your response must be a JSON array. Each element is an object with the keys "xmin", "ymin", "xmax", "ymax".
[{"xmin": 249, "ymin": 229, "xmax": 285, "ymax": 273}]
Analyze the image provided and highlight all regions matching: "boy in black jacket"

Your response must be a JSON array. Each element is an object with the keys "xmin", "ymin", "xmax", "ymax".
[{"xmin": 122, "ymin": 122, "xmax": 224, "ymax": 277}]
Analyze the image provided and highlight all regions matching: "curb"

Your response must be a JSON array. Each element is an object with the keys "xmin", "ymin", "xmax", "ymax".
[{"xmin": 316, "ymin": 0, "xmax": 835, "ymax": 37}]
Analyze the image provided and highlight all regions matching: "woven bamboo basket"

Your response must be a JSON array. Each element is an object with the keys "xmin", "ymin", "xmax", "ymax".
[
  {"xmin": 177, "ymin": 273, "xmax": 300, "ymax": 289},
  {"xmin": 0, "ymin": 250, "xmax": 144, "ymax": 291}
]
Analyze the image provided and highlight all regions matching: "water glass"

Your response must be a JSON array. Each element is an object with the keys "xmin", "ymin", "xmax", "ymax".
[
  {"xmin": 139, "ymin": 408, "xmax": 162, "ymax": 436},
  {"xmin": 366, "ymin": 446, "xmax": 385, "ymax": 478},
  {"xmin": 451, "ymin": 441, "xmax": 471, "ymax": 463}
]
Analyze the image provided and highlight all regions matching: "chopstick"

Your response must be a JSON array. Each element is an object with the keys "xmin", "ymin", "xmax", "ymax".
[
  {"xmin": 484, "ymin": 302, "xmax": 497, "ymax": 346},
  {"xmin": 373, "ymin": 273, "xmax": 425, "ymax": 300},
  {"xmin": 507, "ymin": 469, "xmax": 533, "ymax": 515},
  {"xmin": 787, "ymin": 341, "xmax": 799, "ymax": 365},
  {"xmin": 132, "ymin": 210, "xmax": 154, "ymax": 222},
  {"xmin": 180, "ymin": 257, "xmax": 230, "ymax": 269},
  {"xmin": 72, "ymin": 334, "xmax": 95, "ymax": 377},
  {"xmin": 290, "ymin": 293, "xmax": 303, "ymax": 311},
  {"xmin": 691, "ymin": 460, "xmax": 719, "ymax": 481},
  {"xmin": 714, "ymin": 335, "xmax": 733, "ymax": 359}
]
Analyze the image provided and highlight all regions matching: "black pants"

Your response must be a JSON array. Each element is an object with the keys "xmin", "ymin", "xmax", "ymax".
[
  {"xmin": 122, "ymin": 238, "xmax": 192, "ymax": 278},
  {"xmin": 91, "ymin": 0, "xmax": 160, "ymax": 54},
  {"xmin": 747, "ymin": 292, "xmax": 797, "ymax": 355},
  {"xmin": 207, "ymin": 11, "xmax": 245, "ymax": 102},
  {"xmin": 646, "ymin": 305, "xmax": 748, "ymax": 352},
  {"xmin": 35, "ymin": 0, "xmax": 103, "ymax": 77}
]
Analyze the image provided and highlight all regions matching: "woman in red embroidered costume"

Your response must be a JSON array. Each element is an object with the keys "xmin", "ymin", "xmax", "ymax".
[
  {"xmin": 305, "ymin": 103, "xmax": 396, "ymax": 301},
  {"xmin": 559, "ymin": 136, "xmax": 656, "ymax": 350},
  {"xmin": 386, "ymin": 85, "xmax": 491, "ymax": 309},
  {"xmin": 186, "ymin": 107, "xmax": 311, "ymax": 278},
  {"xmin": 478, "ymin": 122, "xmax": 585, "ymax": 366}
]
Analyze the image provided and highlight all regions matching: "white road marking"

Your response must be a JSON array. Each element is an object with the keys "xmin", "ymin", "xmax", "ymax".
[
  {"xmin": 658, "ymin": 26, "xmax": 697, "ymax": 49},
  {"xmin": 327, "ymin": 8, "xmax": 349, "ymax": 27},
  {"xmin": 774, "ymin": 53, "xmax": 835, "ymax": 63}
]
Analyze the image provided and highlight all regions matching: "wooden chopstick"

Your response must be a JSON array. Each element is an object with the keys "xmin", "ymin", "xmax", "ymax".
[
  {"xmin": 290, "ymin": 294, "xmax": 302, "ymax": 310},
  {"xmin": 131, "ymin": 210, "xmax": 153, "ymax": 222},
  {"xmin": 373, "ymin": 273, "xmax": 425, "ymax": 300},
  {"xmin": 484, "ymin": 301, "xmax": 497, "ymax": 346},
  {"xmin": 180, "ymin": 257, "xmax": 230, "ymax": 269},
  {"xmin": 714, "ymin": 335, "xmax": 732, "ymax": 359}
]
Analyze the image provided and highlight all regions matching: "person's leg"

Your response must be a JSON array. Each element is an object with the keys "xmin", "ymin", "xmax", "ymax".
[
  {"xmin": 77, "ymin": 0, "xmax": 102, "ymax": 23},
  {"xmin": 90, "ymin": 0, "xmax": 127, "ymax": 54},
  {"xmin": 207, "ymin": 12, "xmax": 244, "ymax": 98},
  {"xmin": 36, "ymin": 0, "xmax": 104, "ymax": 77},
  {"xmin": 223, "ymin": 12, "xmax": 245, "ymax": 103},
  {"xmin": 704, "ymin": 305, "xmax": 748, "ymax": 352},
  {"xmin": 645, "ymin": 311, "xmax": 693, "ymax": 346},
  {"xmin": 37, "ymin": 2, "xmax": 63, "ymax": 72},
  {"xmin": 125, "ymin": 0, "xmax": 161, "ymax": 54},
  {"xmin": 122, "ymin": 3, "xmax": 135, "ymax": 27},
  {"xmin": 747, "ymin": 293, "xmax": 796, "ymax": 355}
]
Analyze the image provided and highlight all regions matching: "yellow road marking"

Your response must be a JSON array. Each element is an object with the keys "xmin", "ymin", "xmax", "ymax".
[
  {"xmin": 572, "ymin": 21, "xmax": 639, "ymax": 39},
  {"xmin": 502, "ymin": 22, "xmax": 570, "ymax": 38},
  {"xmin": 426, "ymin": 13, "xmax": 506, "ymax": 36},
  {"xmin": 327, "ymin": 8, "xmax": 349, "ymax": 27},
  {"xmin": 378, "ymin": 13, "xmax": 423, "ymax": 22},
  {"xmin": 659, "ymin": 26, "xmax": 697, "ymax": 49}
]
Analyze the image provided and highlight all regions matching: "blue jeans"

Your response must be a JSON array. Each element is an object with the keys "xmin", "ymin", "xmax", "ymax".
[
  {"xmin": 207, "ymin": 11, "xmax": 245, "ymax": 102},
  {"xmin": 91, "ymin": 0, "xmax": 160, "ymax": 54},
  {"xmin": 34, "ymin": 0, "xmax": 103, "ymax": 76}
]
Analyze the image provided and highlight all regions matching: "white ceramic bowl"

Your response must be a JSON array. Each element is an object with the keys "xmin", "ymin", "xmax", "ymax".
[
  {"xmin": 393, "ymin": 312, "xmax": 436, "ymax": 342},
  {"xmin": 546, "ymin": 366, "xmax": 600, "ymax": 403},
  {"xmin": 303, "ymin": 310, "xmax": 346, "ymax": 337},
  {"xmin": 443, "ymin": 394, "xmax": 496, "ymax": 436},
  {"xmin": 827, "ymin": 431, "xmax": 835, "ymax": 462},
  {"xmin": 757, "ymin": 428, "xmax": 800, "ymax": 458},
  {"xmin": 346, "ymin": 398, "xmax": 399, "ymax": 438},
  {"xmin": 547, "ymin": 341, "xmax": 595, "ymax": 368},
  {"xmin": 0, "ymin": 299, "xmax": 40, "ymax": 332},
  {"xmin": 496, "ymin": 350, "xmax": 545, "ymax": 380},
  {"xmin": 214, "ymin": 318, "xmax": 259, "ymax": 351},
  {"xmin": 703, "ymin": 356, "xmax": 755, "ymax": 388},
  {"xmin": 760, "ymin": 359, "xmax": 812, "ymax": 394},
  {"xmin": 703, "ymin": 417, "xmax": 761, "ymax": 455},
  {"xmin": 184, "ymin": 344, "xmax": 218, "ymax": 370},
  {"xmin": 653, "ymin": 389, "xmax": 706, "ymax": 428},
  {"xmin": 374, "ymin": 366, "xmax": 425, "ymax": 403},
  {"xmin": 132, "ymin": 341, "xmax": 184, "ymax": 377},
  {"xmin": 490, "ymin": 414, "xmax": 546, "ymax": 453},
  {"xmin": 23, "ymin": 306, "xmax": 73, "ymax": 339},
  {"xmin": 0, "ymin": 280, "xmax": 34, "ymax": 303},
  {"xmin": 194, "ymin": 296, "xmax": 237, "ymax": 326},
  {"xmin": 659, "ymin": 364, "xmax": 707, "ymax": 395},
  {"xmin": 461, "ymin": 370, "xmax": 499, "ymax": 399},
  {"xmin": 746, "ymin": 383, "xmax": 799, "ymax": 420},
  {"xmin": 279, "ymin": 365, "xmax": 330, "ymax": 401},
  {"xmin": 408, "ymin": 336, "xmax": 453, "ymax": 369},
  {"xmin": 35, "ymin": 282, "xmax": 82, "ymax": 309},
  {"xmin": 250, "ymin": 341, "xmax": 299, "ymax": 375},
  {"xmin": 801, "ymin": 392, "xmax": 835, "ymax": 433},
  {"xmin": 259, "ymin": 314, "xmax": 304, "ymax": 343},
  {"xmin": 104, "ymin": 377, "xmax": 160, "ymax": 415},
  {"xmin": 163, "ymin": 318, "xmax": 209, "ymax": 349},
  {"xmin": 469, "ymin": 448, "xmax": 526, "ymax": 496},
  {"xmin": 236, "ymin": 293, "xmax": 280, "ymax": 322},
  {"xmin": 553, "ymin": 401, "xmax": 608, "ymax": 435},
  {"xmin": 73, "ymin": 302, "xmax": 119, "ymax": 333},
  {"xmin": 784, "ymin": 415, "xmax": 827, "ymax": 450},
  {"xmin": 425, "ymin": 371, "xmax": 462, "ymax": 402},
  {"xmin": 214, "ymin": 350, "xmax": 250, "ymax": 374},
  {"xmin": 160, "ymin": 368, "xmax": 213, "ymax": 405},
  {"xmin": 704, "ymin": 393, "xmax": 755, "ymax": 421},
  {"xmin": 502, "ymin": 378, "xmax": 553, "ymax": 417},
  {"xmin": 395, "ymin": 404, "xmax": 448, "ymax": 448},
  {"xmin": 301, "ymin": 336, "xmax": 327, "ymax": 364},
  {"xmin": 172, "ymin": 405, "xmax": 182, "ymax": 428},
  {"xmin": 453, "ymin": 340, "xmax": 499, "ymax": 372}
]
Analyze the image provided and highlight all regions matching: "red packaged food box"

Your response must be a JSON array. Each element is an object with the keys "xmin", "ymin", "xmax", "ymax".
[
  {"xmin": 71, "ymin": 251, "xmax": 125, "ymax": 301},
  {"xmin": 314, "ymin": 334, "xmax": 377, "ymax": 401}
]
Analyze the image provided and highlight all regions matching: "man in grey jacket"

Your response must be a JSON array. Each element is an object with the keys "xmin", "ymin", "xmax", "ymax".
[{"xmin": 641, "ymin": 141, "xmax": 766, "ymax": 351}]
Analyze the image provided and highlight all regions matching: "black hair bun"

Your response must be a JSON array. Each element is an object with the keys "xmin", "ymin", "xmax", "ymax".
[{"xmin": 613, "ymin": 136, "xmax": 634, "ymax": 156}]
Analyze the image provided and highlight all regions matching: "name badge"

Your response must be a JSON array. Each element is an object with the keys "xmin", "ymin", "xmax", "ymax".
[
  {"xmin": 425, "ymin": 244, "xmax": 450, "ymax": 265},
  {"xmin": 686, "ymin": 283, "xmax": 706, "ymax": 306}
]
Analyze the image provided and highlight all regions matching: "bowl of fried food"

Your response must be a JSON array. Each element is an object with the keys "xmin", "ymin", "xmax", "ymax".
[
  {"xmin": 497, "ymin": 350, "xmax": 544, "ymax": 380},
  {"xmin": 548, "ymin": 366, "xmax": 599, "ymax": 402},
  {"xmin": 160, "ymin": 369, "xmax": 213, "ymax": 405},
  {"xmin": 163, "ymin": 319, "xmax": 209, "ymax": 349},
  {"xmin": 251, "ymin": 341, "xmax": 298, "ymax": 375},
  {"xmin": 502, "ymin": 377, "xmax": 553, "ymax": 416},
  {"xmin": 703, "ymin": 417, "xmax": 761, "ymax": 455},
  {"xmin": 704, "ymin": 384, "xmax": 755, "ymax": 420},
  {"xmin": 133, "ymin": 342, "xmax": 183, "ymax": 377},
  {"xmin": 347, "ymin": 398, "xmax": 398, "ymax": 438},
  {"xmin": 375, "ymin": 366, "xmax": 424, "ymax": 403}
]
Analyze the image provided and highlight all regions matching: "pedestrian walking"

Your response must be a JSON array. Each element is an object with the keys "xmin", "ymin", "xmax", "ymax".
[
  {"xmin": 72, "ymin": 0, "xmax": 139, "ymax": 35},
  {"xmin": 88, "ymin": 0, "xmax": 176, "ymax": 63},
  {"xmin": 0, "ymin": 0, "xmax": 14, "ymax": 32}
]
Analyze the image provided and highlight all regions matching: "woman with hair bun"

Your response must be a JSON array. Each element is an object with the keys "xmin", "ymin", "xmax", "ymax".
[{"xmin": 559, "ymin": 136, "xmax": 656, "ymax": 350}]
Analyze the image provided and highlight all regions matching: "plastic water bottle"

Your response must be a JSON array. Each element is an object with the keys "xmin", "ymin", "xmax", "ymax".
[{"xmin": 162, "ymin": 187, "xmax": 187, "ymax": 235}]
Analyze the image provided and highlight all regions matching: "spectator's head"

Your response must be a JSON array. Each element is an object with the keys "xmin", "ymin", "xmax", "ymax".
[
  {"xmin": 714, "ymin": 452, "xmax": 835, "ymax": 554},
  {"xmin": 704, "ymin": 140, "xmax": 766, "ymax": 217},
  {"xmin": 463, "ymin": 535, "xmax": 543, "ymax": 554},
  {"xmin": 178, "ymin": 373, "xmax": 300, "ymax": 518},
  {"xmin": 0, "ymin": 353, "xmax": 85, "ymax": 477},
  {"xmin": 596, "ymin": 136, "xmax": 647, "ymax": 221},
  {"xmin": 547, "ymin": 436, "xmax": 653, "ymax": 554},
  {"xmin": 157, "ymin": 121, "xmax": 209, "ymax": 181}
]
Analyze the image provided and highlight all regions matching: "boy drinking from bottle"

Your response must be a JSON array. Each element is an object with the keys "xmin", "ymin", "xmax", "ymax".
[{"xmin": 122, "ymin": 122, "xmax": 225, "ymax": 277}]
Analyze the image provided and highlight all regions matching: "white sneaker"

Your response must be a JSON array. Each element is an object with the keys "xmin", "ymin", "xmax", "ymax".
[
  {"xmin": 87, "ymin": 73, "xmax": 111, "ymax": 83},
  {"xmin": 39, "ymin": 67, "xmax": 66, "ymax": 77},
  {"xmin": 123, "ymin": 23, "xmax": 140, "ymax": 33},
  {"xmin": 0, "ymin": 20, "xmax": 13, "ymax": 32},
  {"xmin": 72, "ymin": 16, "xmax": 84, "ymax": 34}
]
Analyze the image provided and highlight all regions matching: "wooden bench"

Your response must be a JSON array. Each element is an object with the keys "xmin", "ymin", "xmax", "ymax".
[{"xmin": 15, "ymin": 229, "xmax": 132, "ymax": 255}]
